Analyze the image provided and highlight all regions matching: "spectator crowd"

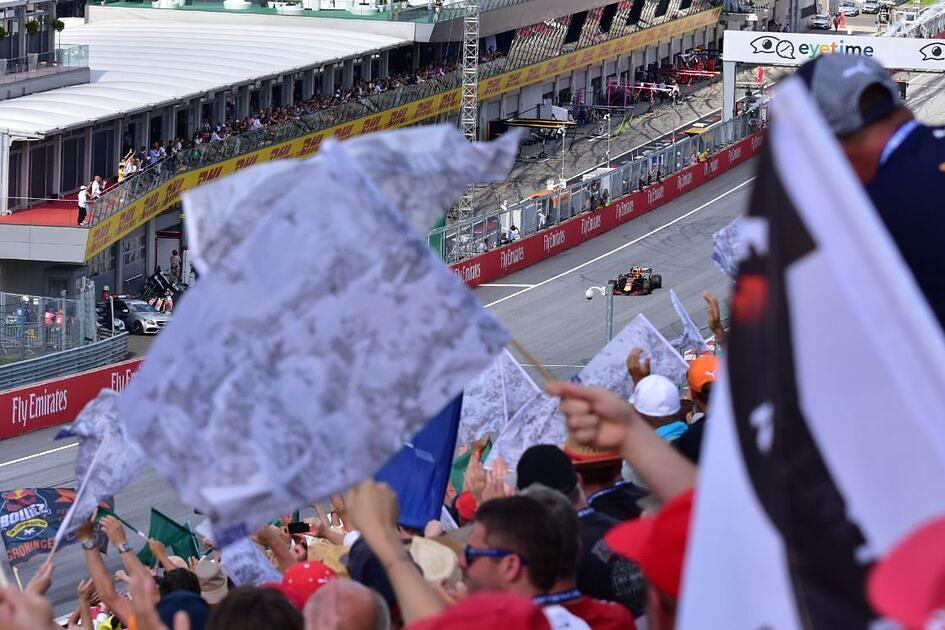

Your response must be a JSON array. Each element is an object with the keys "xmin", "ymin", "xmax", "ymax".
[
  {"xmin": 5, "ymin": 52, "xmax": 941, "ymax": 630},
  {"xmin": 110, "ymin": 53, "xmax": 506, "ymax": 190},
  {"xmin": 0, "ymin": 289, "xmax": 727, "ymax": 630}
]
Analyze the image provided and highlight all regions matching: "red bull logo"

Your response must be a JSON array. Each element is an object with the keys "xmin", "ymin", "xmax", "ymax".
[{"xmin": 0, "ymin": 489, "xmax": 51, "ymax": 541}]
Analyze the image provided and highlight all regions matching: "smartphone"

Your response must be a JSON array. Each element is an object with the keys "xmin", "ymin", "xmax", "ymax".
[{"xmin": 287, "ymin": 522, "xmax": 311, "ymax": 534}]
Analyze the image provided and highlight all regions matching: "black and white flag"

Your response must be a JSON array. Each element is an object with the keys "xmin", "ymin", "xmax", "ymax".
[{"xmin": 680, "ymin": 77, "xmax": 945, "ymax": 628}]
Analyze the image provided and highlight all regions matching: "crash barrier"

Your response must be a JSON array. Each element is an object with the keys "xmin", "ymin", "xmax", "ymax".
[
  {"xmin": 0, "ymin": 354, "xmax": 140, "ymax": 440},
  {"xmin": 0, "ymin": 333, "xmax": 130, "ymax": 392},
  {"xmin": 448, "ymin": 128, "xmax": 765, "ymax": 287},
  {"xmin": 0, "ymin": 288, "xmax": 97, "ymax": 362}
]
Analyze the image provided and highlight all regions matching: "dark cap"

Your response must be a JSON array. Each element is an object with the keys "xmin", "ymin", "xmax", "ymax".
[
  {"xmin": 515, "ymin": 444, "xmax": 578, "ymax": 494},
  {"xmin": 799, "ymin": 54, "xmax": 901, "ymax": 137},
  {"xmin": 156, "ymin": 591, "xmax": 210, "ymax": 630}
]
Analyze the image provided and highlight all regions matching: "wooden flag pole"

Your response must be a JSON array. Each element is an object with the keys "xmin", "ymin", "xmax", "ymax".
[
  {"xmin": 0, "ymin": 561, "xmax": 8, "ymax": 588},
  {"xmin": 11, "ymin": 566, "xmax": 22, "ymax": 590},
  {"xmin": 509, "ymin": 339, "xmax": 556, "ymax": 384},
  {"xmin": 42, "ymin": 536, "xmax": 63, "ymax": 568}
]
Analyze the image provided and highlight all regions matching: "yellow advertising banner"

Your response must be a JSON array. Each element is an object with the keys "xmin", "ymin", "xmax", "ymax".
[{"xmin": 84, "ymin": 7, "xmax": 720, "ymax": 260}]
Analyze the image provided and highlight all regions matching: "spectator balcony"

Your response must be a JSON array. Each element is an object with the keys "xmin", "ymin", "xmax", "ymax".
[{"xmin": 0, "ymin": 45, "xmax": 90, "ymax": 101}]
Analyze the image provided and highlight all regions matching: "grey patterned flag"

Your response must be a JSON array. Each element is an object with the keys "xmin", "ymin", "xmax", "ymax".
[
  {"xmin": 489, "ymin": 316, "xmax": 689, "ymax": 469},
  {"xmin": 119, "ymin": 129, "xmax": 514, "ymax": 547},
  {"xmin": 54, "ymin": 389, "xmax": 144, "ymax": 539},
  {"xmin": 220, "ymin": 538, "xmax": 283, "ymax": 586},
  {"xmin": 489, "ymin": 394, "xmax": 566, "ymax": 471},
  {"xmin": 578, "ymin": 314, "xmax": 689, "ymax": 395},
  {"xmin": 668, "ymin": 289, "xmax": 709, "ymax": 355},
  {"xmin": 712, "ymin": 217, "xmax": 743, "ymax": 279},
  {"xmin": 184, "ymin": 125, "xmax": 523, "ymax": 274},
  {"xmin": 457, "ymin": 349, "xmax": 541, "ymax": 447}
]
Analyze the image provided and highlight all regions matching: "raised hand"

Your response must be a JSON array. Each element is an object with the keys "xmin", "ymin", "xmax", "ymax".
[
  {"xmin": 547, "ymin": 381, "xmax": 637, "ymax": 450},
  {"xmin": 626, "ymin": 347, "xmax": 651, "ymax": 384}
]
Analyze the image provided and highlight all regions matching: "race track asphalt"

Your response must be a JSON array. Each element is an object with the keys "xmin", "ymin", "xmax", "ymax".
[{"xmin": 0, "ymin": 156, "xmax": 756, "ymax": 616}]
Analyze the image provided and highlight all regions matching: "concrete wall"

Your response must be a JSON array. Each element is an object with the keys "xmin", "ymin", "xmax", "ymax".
[
  {"xmin": 0, "ymin": 224, "xmax": 88, "ymax": 263},
  {"xmin": 0, "ymin": 259, "xmax": 82, "ymax": 295},
  {"xmin": 0, "ymin": 67, "xmax": 91, "ymax": 102}
]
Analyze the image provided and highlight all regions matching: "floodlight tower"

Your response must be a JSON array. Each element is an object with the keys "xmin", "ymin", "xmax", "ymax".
[{"xmin": 453, "ymin": 0, "xmax": 480, "ymax": 222}]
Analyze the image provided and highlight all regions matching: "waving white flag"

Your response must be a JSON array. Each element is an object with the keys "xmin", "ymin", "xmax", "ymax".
[{"xmin": 120, "ymin": 129, "xmax": 514, "ymax": 546}]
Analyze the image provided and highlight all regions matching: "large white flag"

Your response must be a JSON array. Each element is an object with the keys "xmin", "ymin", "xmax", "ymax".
[
  {"xmin": 184, "ymin": 125, "xmax": 522, "ymax": 273},
  {"xmin": 680, "ymin": 77, "xmax": 945, "ymax": 628},
  {"xmin": 119, "ymin": 129, "xmax": 514, "ymax": 546}
]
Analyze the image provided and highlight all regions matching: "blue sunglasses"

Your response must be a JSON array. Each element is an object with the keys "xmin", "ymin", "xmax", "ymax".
[{"xmin": 464, "ymin": 545, "xmax": 528, "ymax": 566}]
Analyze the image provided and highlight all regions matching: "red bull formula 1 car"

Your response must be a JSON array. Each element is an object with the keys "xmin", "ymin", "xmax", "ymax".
[{"xmin": 613, "ymin": 266, "xmax": 663, "ymax": 296}]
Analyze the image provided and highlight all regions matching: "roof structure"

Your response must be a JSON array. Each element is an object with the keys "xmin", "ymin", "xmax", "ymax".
[{"xmin": 0, "ymin": 17, "xmax": 407, "ymax": 136}]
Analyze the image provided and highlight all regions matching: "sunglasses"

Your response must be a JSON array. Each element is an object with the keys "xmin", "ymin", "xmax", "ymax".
[{"xmin": 463, "ymin": 545, "xmax": 528, "ymax": 566}]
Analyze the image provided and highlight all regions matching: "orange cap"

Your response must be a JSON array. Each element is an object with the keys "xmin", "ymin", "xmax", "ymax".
[{"xmin": 687, "ymin": 354, "xmax": 718, "ymax": 394}]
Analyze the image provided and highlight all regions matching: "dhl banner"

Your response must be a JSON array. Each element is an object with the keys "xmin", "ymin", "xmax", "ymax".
[{"xmin": 84, "ymin": 7, "xmax": 720, "ymax": 260}]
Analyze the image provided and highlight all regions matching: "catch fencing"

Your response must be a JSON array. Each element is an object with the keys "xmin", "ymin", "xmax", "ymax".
[
  {"xmin": 429, "ymin": 111, "xmax": 761, "ymax": 262},
  {"xmin": 0, "ymin": 287, "xmax": 96, "ymax": 362}
]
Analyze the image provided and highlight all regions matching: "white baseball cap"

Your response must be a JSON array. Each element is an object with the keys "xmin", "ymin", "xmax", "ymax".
[{"xmin": 630, "ymin": 375, "xmax": 681, "ymax": 417}]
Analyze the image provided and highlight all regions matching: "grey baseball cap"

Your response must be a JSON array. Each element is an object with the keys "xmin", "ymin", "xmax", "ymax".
[{"xmin": 799, "ymin": 54, "xmax": 901, "ymax": 137}]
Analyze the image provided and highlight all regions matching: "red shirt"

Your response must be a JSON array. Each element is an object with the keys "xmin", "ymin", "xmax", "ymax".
[{"xmin": 563, "ymin": 596, "xmax": 636, "ymax": 630}]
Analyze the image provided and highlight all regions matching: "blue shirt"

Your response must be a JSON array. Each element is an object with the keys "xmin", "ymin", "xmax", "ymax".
[
  {"xmin": 656, "ymin": 420, "xmax": 689, "ymax": 441},
  {"xmin": 865, "ymin": 122, "xmax": 945, "ymax": 331}
]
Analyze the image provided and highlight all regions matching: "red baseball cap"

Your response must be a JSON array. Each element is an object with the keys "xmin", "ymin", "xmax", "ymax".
[
  {"xmin": 868, "ymin": 516, "xmax": 945, "ymax": 629},
  {"xmin": 455, "ymin": 491, "xmax": 477, "ymax": 522},
  {"xmin": 262, "ymin": 582, "xmax": 308, "ymax": 610},
  {"xmin": 604, "ymin": 488, "xmax": 694, "ymax": 600},
  {"xmin": 407, "ymin": 593, "xmax": 550, "ymax": 630},
  {"xmin": 281, "ymin": 561, "xmax": 337, "ymax": 603}
]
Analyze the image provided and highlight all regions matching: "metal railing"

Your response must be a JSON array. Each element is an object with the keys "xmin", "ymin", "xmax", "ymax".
[
  {"xmin": 0, "ymin": 45, "xmax": 89, "ymax": 84},
  {"xmin": 88, "ymin": 65, "xmax": 473, "ymax": 225},
  {"xmin": 0, "ymin": 333, "xmax": 129, "ymax": 391},
  {"xmin": 427, "ymin": 110, "xmax": 761, "ymax": 263}
]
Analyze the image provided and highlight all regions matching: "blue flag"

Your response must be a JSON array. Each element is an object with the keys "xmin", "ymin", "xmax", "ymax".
[{"xmin": 375, "ymin": 395, "xmax": 463, "ymax": 530}]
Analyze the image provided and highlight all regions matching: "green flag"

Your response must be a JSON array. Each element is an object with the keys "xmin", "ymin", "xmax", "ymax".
[
  {"xmin": 137, "ymin": 508, "xmax": 200, "ymax": 566},
  {"xmin": 449, "ymin": 440, "xmax": 492, "ymax": 493}
]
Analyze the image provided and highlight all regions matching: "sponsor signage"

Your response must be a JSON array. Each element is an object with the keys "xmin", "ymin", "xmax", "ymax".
[
  {"xmin": 723, "ymin": 30, "xmax": 945, "ymax": 72},
  {"xmin": 451, "ymin": 132, "xmax": 764, "ymax": 288},
  {"xmin": 0, "ymin": 359, "xmax": 142, "ymax": 440},
  {"xmin": 84, "ymin": 8, "xmax": 721, "ymax": 261}
]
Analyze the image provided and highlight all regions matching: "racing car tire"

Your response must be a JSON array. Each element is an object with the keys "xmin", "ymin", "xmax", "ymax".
[{"xmin": 651, "ymin": 274, "xmax": 662, "ymax": 289}]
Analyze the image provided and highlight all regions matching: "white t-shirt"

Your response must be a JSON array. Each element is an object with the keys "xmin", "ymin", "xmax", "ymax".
[{"xmin": 77, "ymin": 189, "xmax": 88, "ymax": 208}]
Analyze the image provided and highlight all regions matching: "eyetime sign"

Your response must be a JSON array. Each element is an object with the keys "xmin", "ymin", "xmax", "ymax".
[{"xmin": 722, "ymin": 30, "xmax": 945, "ymax": 73}]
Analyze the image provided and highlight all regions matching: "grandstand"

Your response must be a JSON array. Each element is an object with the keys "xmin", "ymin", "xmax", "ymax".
[{"xmin": 0, "ymin": 0, "xmax": 725, "ymax": 296}]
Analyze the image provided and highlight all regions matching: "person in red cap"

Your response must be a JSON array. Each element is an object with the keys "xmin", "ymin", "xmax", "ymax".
[
  {"xmin": 279, "ymin": 561, "xmax": 337, "ymax": 606},
  {"xmin": 604, "ymin": 490, "xmax": 694, "ymax": 630},
  {"xmin": 674, "ymin": 353, "xmax": 718, "ymax": 464},
  {"xmin": 868, "ymin": 515, "xmax": 945, "ymax": 629}
]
